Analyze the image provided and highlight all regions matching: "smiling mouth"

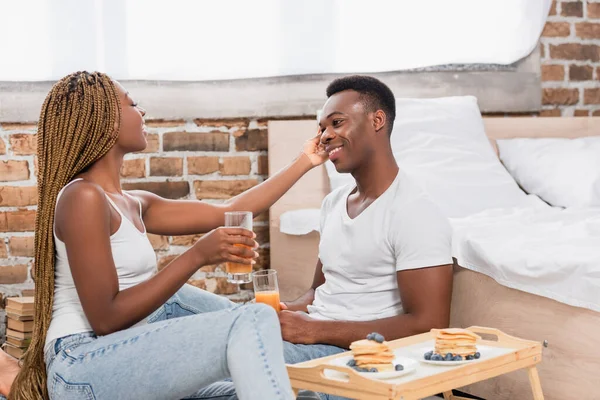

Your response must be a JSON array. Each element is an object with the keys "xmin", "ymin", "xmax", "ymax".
[
  {"xmin": 328, "ymin": 146, "xmax": 342, "ymax": 155},
  {"xmin": 327, "ymin": 145, "xmax": 343, "ymax": 161}
]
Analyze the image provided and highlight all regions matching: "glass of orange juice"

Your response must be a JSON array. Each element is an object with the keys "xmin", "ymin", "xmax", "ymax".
[
  {"xmin": 224, "ymin": 211, "xmax": 254, "ymax": 284},
  {"xmin": 253, "ymin": 269, "xmax": 281, "ymax": 313}
]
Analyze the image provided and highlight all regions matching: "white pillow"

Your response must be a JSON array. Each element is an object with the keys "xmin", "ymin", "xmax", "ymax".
[
  {"xmin": 392, "ymin": 96, "xmax": 534, "ymax": 217},
  {"xmin": 325, "ymin": 96, "xmax": 531, "ymax": 218},
  {"xmin": 497, "ymin": 137, "xmax": 600, "ymax": 208}
]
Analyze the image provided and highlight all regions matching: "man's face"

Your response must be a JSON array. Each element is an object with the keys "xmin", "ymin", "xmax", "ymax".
[{"xmin": 318, "ymin": 90, "xmax": 375, "ymax": 174}]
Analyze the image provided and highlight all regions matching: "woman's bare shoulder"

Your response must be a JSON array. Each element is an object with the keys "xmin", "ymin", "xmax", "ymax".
[{"xmin": 54, "ymin": 180, "xmax": 111, "ymax": 238}]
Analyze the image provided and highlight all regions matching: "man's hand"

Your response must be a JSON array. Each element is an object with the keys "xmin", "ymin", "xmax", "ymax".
[
  {"xmin": 279, "ymin": 310, "xmax": 319, "ymax": 344},
  {"xmin": 278, "ymin": 265, "xmax": 454, "ymax": 349}
]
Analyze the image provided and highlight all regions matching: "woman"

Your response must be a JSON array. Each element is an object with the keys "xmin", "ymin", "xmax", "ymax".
[
  {"xmin": 6, "ymin": 71, "xmax": 326, "ymax": 400},
  {"xmin": 0, "ymin": 351, "xmax": 18, "ymax": 398}
]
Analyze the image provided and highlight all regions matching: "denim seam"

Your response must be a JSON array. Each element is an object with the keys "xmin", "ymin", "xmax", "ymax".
[
  {"xmin": 250, "ymin": 307, "xmax": 284, "ymax": 400},
  {"xmin": 47, "ymin": 334, "xmax": 96, "ymax": 366},
  {"xmin": 147, "ymin": 305, "xmax": 167, "ymax": 323},
  {"xmin": 55, "ymin": 334, "xmax": 95, "ymax": 354},
  {"xmin": 52, "ymin": 373, "xmax": 96, "ymax": 400},
  {"xmin": 173, "ymin": 297, "xmax": 205, "ymax": 315},
  {"xmin": 172, "ymin": 296, "xmax": 241, "ymax": 317}
]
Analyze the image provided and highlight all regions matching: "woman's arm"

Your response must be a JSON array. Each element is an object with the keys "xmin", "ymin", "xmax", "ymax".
[
  {"xmin": 56, "ymin": 181, "xmax": 258, "ymax": 335},
  {"xmin": 134, "ymin": 132, "xmax": 327, "ymax": 236}
]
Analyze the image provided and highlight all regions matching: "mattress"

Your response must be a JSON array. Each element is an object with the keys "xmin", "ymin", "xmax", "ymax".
[{"xmin": 451, "ymin": 206, "xmax": 600, "ymax": 312}]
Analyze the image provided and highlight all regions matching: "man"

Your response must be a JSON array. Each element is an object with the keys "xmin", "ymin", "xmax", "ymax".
[
  {"xmin": 191, "ymin": 75, "xmax": 453, "ymax": 400},
  {"xmin": 280, "ymin": 75, "xmax": 454, "ymax": 365}
]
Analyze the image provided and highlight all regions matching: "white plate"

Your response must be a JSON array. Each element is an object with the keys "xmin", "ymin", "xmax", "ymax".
[
  {"xmin": 414, "ymin": 346, "xmax": 482, "ymax": 366},
  {"xmin": 326, "ymin": 355, "xmax": 417, "ymax": 380}
]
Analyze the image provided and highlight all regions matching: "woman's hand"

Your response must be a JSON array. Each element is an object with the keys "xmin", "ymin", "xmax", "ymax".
[
  {"xmin": 302, "ymin": 130, "xmax": 328, "ymax": 167},
  {"xmin": 192, "ymin": 227, "xmax": 258, "ymax": 266}
]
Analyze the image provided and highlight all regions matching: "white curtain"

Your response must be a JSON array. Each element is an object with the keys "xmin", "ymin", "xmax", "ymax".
[{"xmin": 0, "ymin": 0, "xmax": 551, "ymax": 82}]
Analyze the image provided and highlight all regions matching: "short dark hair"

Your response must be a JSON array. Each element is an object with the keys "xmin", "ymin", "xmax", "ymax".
[{"xmin": 326, "ymin": 75, "xmax": 396, "ymax": 135}]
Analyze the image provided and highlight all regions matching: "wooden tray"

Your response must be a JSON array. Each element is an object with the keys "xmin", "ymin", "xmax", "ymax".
[{"xmin": 287, "ymin": 326, "xmax": 544, "ymax": 400}]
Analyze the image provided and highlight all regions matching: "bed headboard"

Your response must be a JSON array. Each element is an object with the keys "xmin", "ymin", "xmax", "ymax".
[
  {"xmin": 484, "ymin": 117, "xmax": 600, "ymax": 153},
  {"xmin": 268, "ymin": 117, "xmax": 600, "ymax": 300}
]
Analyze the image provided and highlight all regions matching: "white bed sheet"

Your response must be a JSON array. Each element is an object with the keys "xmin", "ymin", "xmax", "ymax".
[
  {"xmin": 280, "ymin": 209, "xmax": 321, "ymax": 235},
  {"xmin": 451, "ymin": 207, "xmax": 600, "ymax": 312}
]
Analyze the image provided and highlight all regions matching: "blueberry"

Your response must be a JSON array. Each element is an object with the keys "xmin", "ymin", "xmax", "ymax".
[
  {"xmin": 347, "ymin": 359, "xmax": 357, "ymax": 367},
  {"xmin": 453, "ymin": 355, "xmax": 463, "ymax": 361},
  {"xmin": 424, "ymin": 350, "xmax": 433, "ymax": 357},
  {"xmin": 474, "ymin": 352, "xmax": 481, "ymax": 359},
  {"xmin": 373, "ymin": 333, "xmax": 385, "ymax": 343},
  {"xmin": 431, "ymin": 354, "xmax": 443, "ymax": 361},
  {"xmin": 395, "ymin": 364, "xmax": 404, "ymax": 371},
  {"xmin": 466, "ymin": 355, "xmax": 474, "ymax": 360},
  {"xmin": 444, "ymin": 353, "xmax": 454, "ymax": 361},
  {"xmin": 369, "ymin": 368, "xmax": 378, "ymax": 373},
  {"xmin": 424, "ymin": 352, "xmax": 432, "ymax": 360},
  {"xmin": 366, "ymin": 333, "xmax": 375, "ymax": 340}
]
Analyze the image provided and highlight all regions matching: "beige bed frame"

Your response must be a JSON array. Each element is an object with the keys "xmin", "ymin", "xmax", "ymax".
[{"xmin": 268, "ymin": 116, "xmax": 600, "ymax": 400}]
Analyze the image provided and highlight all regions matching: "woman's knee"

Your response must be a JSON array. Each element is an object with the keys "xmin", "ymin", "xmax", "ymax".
[
  {"xmin": 171, "ymin": 284, "xmax": 235, "ymax": 315},
  {"xmin": 231, "ymin": 303, "xmax": 279, "ymax": 335},
  {"xmin": 246, "ymin": 303, "xmax": 278, "ymax": 322}
]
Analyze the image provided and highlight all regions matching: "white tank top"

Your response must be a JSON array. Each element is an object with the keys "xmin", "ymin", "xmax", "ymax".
[{"xmin": 45, "ymin": 179, "xmax": 158, "ymax": 350}]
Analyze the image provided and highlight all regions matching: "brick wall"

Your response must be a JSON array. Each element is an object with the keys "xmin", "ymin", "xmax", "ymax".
[
  {"xmin": 540, "ymin": 0, "xmax": 600, "ymax": 116},
  {"xmin": 0, "ymin": 118, "xmax": 270, "ymax": 339}
]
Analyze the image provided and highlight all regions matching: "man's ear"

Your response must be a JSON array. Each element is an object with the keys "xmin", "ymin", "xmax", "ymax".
[{"xmin": 373, "ymin": 110, "xmax": 387, "ymax": 133}]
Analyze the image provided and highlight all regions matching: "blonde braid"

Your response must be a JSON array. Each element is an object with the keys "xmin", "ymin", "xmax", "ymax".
[{"xmin": 9, "ymin": 71, "xmax": 121, "ymax": 400}]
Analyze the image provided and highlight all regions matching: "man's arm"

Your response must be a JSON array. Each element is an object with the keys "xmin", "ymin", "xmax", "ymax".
[
  {"xmin": 280, "ymin": 264, "xmax": 453, "ymax": 348},
  {"xmin": 282, "ymin": 260, "xmax": 325, "ymax": 312}
]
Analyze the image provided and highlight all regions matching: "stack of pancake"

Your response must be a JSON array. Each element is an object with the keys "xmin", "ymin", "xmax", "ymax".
[
  {"xmin": 349, "ymin": 338, "xmax": 395, "ymax": 372},
  {"xmin": 433, "ymin": 328, "xmax": 480, "ymax": 357}
]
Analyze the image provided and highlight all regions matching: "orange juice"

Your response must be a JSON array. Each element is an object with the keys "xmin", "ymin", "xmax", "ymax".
[
  {"xmin": 255, "ymin": 290, "xmax": 281, "ymax": 313},
  {"xmin": 225, "ymin": 262, "xmax": 253, "ymax": 274},
  {"xmin": 226, "ymin": 244, "xmax": 253, "ymax": 274}
]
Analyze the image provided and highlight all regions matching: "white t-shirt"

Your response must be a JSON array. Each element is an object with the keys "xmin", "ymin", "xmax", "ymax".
[{"xmin": 307, "ymin": 170, "xmax": 453, "ymax": 321}]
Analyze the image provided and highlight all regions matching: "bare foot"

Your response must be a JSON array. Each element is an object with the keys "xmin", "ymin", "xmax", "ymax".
[{"xmin": 0, "ymin": 348, "xmax": 20, "ymax": 396}]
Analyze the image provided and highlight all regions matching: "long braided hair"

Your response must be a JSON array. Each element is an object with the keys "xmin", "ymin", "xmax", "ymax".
[{"xmin": 9, "ymin": 71, "xmax": 122, "ymax": 400}]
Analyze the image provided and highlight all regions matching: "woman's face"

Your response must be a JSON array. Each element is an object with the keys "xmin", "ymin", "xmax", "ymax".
[{"xmin": 113, "ymin": 80, "xmax": 147, "ymax": 153}]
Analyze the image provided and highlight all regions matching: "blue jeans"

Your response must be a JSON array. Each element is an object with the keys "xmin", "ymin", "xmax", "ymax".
[
  {"xmin": 282, "ymin": 342, "xmax": 345, "ymax": 365},
  {"xmin": 203, "ymin": 342, "xmax": 346, "ymax": 400},
  {"xmin": 283, "ymin": 343, "xmax": 347, "ymax": 400},
  {"xmin": 44, "ymin": 284, "xmax": 295, "ymax": 400},
  {"xmin": 199, "ymin": 325, "xmax": 345, "ymax": 400}
]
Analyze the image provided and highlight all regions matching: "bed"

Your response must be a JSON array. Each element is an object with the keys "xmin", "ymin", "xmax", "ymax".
[{"xmin": 268, "ymin": 116, "xmax": 600, "ymax": 400}]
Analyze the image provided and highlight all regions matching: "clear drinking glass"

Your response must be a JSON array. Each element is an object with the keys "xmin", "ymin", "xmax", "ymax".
[
  {"xmin": 224, "ymin": 211, "xmax": 254, "ymax": 284},
  {"xmin": 253, "ymin": 269, "xmax": 281, "ymax": 313}
]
